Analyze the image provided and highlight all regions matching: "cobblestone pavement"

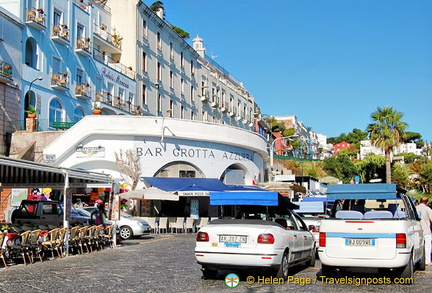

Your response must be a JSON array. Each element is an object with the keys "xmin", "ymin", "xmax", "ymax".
[{"xmin": 0, "ymin": 234, "xmax": 431, "ymax": 293}]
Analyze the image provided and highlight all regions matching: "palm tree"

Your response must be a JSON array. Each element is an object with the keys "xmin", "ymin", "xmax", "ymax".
[{"xmin": 367, "ymin": 107, "xmax": 407, "ymax": 183}]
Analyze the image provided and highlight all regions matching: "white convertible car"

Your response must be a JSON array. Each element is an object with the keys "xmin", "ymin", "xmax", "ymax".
[{"xmin": 194, "ymin": 191, "xmax": 316, "ymax": 279}]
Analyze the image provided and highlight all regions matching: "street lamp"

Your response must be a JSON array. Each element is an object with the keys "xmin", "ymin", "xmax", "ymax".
[
  {"xmin": 28, "ymin": 76, "xmax": 43, "ymax": 106},
  {"xmin": 270, "ymin": 135, "xmax": 299, "ymax": 167}
]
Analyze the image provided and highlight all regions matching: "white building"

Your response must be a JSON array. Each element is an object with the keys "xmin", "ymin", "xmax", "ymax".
[{"xmin": 360, "ymin": 140, "xmax": 421, "ymax": 160}]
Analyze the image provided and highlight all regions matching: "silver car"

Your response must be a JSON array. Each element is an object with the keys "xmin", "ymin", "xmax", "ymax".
[{"xmin": 81, "ymin": 207, "xmax": 151, "ymax": 240}]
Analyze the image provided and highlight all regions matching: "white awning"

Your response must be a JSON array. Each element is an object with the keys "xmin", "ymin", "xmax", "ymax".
[{"xmin": 120, "ymin": 187, "xmax": 179, "ymax": 201}]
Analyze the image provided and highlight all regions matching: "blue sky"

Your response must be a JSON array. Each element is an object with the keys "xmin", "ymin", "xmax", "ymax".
[{"xmin": 148, "ymin": 0, "xmax": 432, "ymax": 142}]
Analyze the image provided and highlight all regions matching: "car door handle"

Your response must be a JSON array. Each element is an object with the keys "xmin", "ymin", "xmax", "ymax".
[
  {"xmin": 304, "ymin": 236, "xmax": 308, "ymax": 240},
  {"xmin": 294, "ymin": 234, "xmax": 297, "ymax": 238}
]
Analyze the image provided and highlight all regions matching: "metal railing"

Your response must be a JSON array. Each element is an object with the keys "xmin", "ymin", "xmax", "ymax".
[
  {"xmin": 0, "ymin": 60, "xmax": 13, "ymax": 80},
  {"xmin": 93, "ymin": 49, "xmax": 136, "ymax": 80}
]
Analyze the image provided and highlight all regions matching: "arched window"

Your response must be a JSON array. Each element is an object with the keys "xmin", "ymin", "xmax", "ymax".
[
  {"xmin": 73, "ymin": 107, "xmax": 84, "ymax": 122},
  {"xmin": 49, "ymin": 99, "xmax": 63, "ymax": 123},
  {"xmin": 25, "ymin": 38, "xmax": 39, "ymax": 69}
]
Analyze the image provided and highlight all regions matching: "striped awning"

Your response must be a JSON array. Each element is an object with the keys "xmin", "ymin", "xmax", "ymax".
[{"xmin": 0, "ymin": 156, "xmax": 113, "ymax": 188}]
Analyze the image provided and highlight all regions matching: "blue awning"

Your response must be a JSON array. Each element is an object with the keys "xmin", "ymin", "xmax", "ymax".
[
  {"xmin": 142, "ymin": 177, "xmax": 230, "ymax": 192},
  {"xmin": 210, "ymin": 191, "xmax": 280, "ymax": 206},
  {"xmin": 326, "ymin": 184, "xmax": 402, "ymax": 200}
]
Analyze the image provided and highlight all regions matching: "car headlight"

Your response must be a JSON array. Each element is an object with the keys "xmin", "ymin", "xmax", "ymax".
[{"xmin": 138, "ymin": 221, "xmax": 148, "ymax": 227}]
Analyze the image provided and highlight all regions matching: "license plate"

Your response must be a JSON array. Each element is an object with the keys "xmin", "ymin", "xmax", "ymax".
[
  {"xmin": 346, "ymin": 238, "xmax": 375, "ymax": 246},
  {"xmin": 219, "ymin": 235, "xmax": 247, "ymax": 244}
]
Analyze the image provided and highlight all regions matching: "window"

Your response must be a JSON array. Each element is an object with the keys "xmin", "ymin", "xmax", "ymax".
[
  {"xmin": 191, "ymin": 61, "xmax": 194, "ymax": 75},
  {"xmin": 180, "ymin": 52, "xmax": 184, "ymax": 68},
  {"xmin": 73, "ymin": 107, "xmax": 84, "ymax": 122},
  {"xmin": 179, "ymin": 170, "xmax": 196, "ymax": 178},
  {"xmin": 52, "ymin": 57, "xmax": 61, "ymax": 74},
  {"xmin": 157, "ymin": 62, "xmax": 162, "ymax": 81},
  {"xmin": 118, "ymin": 88, "xmax": 125, "ymax": 101},
  {"xmin": 181, "ymin": 78, "xmax": 184, "ymax": 94},
  {"xmin": 181, "ymin": 105, "xmax": 184, "ymax": 119},
  {"xmin": 170, "ymin": 71, "xmax": 173, "ymax": 88},
  {"xmin": 170, "ymin": 42, "xmax": 174, "ymax": 59},
  {"xmin": 157, "ymin": 94, "xmax": 161, "ymax": 113},
  {"xmin": 142, "ymin": 52, "xmax": 147, "ymax": 72},
  {"xmin": 190, "ymin": 85, "xmax": 194, "ymax": 103},
  {"xmin": 76, "ymin": 68, "xmax": 84, "ymax": 85},
  {"xmin": 142, "ymin": 19, "xmax": 147, "ymax": 39},
  {"xmin": 49, "ymin": 99, "xmax": 63, "ymax": 123},
  {"xmin": 169, "ymin": 100, "xmax": 173, "ymax": 117},
  {"xmin": 142, "ymin": 84, "xmax": 147, "ymax": 104},
  {"xmin": 77, "ymin": 23, "xmax": 84, "ymax": 40},
  {"xmin": 191, "ymin": 110, "xmax": 194, "ymax": 120},
  {"xmin": 53, "ymin": 10, "xmax": 61, "ymax": 27},
  {"xmin": 157, "ymin": 32, "xmax": 161, "ymax": 50},
  {"xmin": 25, "ymin": 38, "xmax": 38, "ymax": 68}
]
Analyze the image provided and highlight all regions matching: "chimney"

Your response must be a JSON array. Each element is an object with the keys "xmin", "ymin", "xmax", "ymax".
[
  {"xmin": 192, "ymin": 35, "xmax": 205, "ymax": 58},
  {"xmin": 155, "ymin": 7, "xmax": 164, "ymax": 19}
]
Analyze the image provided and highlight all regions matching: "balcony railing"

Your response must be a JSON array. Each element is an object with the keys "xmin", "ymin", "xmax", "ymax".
[
  {"xmin": 51, "ymin": 25, "xmax": 69, "ymax": 44},
  {"xmin": 93, "ymin": 49, "xmax": 136, "ymax": 80},
  {"xmin": 0, "ymin": 60, "xmax": 13, "ymax": 81},
  {"xmin": 75, "ymin": 84, "xmax": 92, "ymax": 99},
  {"xmin": 75, "ymin": 39, "xmax": 91, "ymax": 56},
  {"xmin": 51, "ymin": 74, "xmax": 69, "ymax": 91},
  {"xmin": 93, "ymin": 25, "xmax": 122, "ymax": 50},
  {"xmin": 97, "ymin": 91, "xmax": 141, "ymax": 115},
  {"xmin": 26, "ymin": 9, "xmax": 46, "ymax": 29}
]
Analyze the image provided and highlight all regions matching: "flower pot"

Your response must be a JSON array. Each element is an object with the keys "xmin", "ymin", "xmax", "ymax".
[
  {"xmin": 93, "ymin": 109, "xmax": 102, "ymax": 115},
  {"xmin": 27, "ymin": 113, "xmax": 37, "ymax": 118}
]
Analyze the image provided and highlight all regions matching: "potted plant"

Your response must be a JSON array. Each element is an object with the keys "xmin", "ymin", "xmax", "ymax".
[
  {"xmin": 61, "ymin": 72, "xmax": 68, "ymax": 77},
  {"xmin": 3, "ymin": 64, "xmax": 11, "ymax": 70},
  {"xmin": 37, "ymin": 8, "xmax": 44, "ymax": 14},
  {"xmin": 84, "ymin": 37, "xmax": 91, "ymax": 42},
  {"xmin": 61, "ymin": 24, "xmax": 68, "ymax": 29},
  {"xmin": 93, "ymin": 107, "xmax": 102, "ymax": 115},
  {"xmin": 25, "ymin": 105, "xmax": 37, "ymax": 118},
  {"xmin": 127, "ymin": 66, "xmax": 133, "ymax": 70},
  {"xmin": 100, "ymin": 51, "xmax": 105, "ymax": 55}
]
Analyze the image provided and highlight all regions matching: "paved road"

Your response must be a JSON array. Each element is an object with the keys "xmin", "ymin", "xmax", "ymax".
[{"xmin": 0, "ymin": 234, "xmax": 431, "ymax": 292}]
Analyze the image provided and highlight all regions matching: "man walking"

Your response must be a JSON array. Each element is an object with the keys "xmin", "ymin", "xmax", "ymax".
[{"xmin": 416, "ymin": 197, "xmax": 432, "ymax": 266}]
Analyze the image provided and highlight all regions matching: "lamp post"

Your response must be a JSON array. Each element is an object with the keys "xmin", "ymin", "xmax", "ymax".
[
  {"xmin": 270, "ymin": 135, "xmax": 299, "ymax": 167},
  {"xmin": 28, "ymin": 76, "xmax": 43, "ymax": 106}
]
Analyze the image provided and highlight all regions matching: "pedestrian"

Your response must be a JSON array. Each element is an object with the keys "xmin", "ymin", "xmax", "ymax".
[
  {"xmin": 416, "ymin": 196, "xmax": 432, "ymax": 266},
  {"xmin": 91, "ymin": 202, "xmax": 107, "ymax": 227},
  {"xmin": 74, "ymin": 198, "xmax": 84, "ymax": 209}
]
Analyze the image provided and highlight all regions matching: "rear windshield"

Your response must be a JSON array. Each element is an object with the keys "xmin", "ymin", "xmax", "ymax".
[{"xmin": 333, "ymin": 198, "xmax": 411, "ymax": 220}]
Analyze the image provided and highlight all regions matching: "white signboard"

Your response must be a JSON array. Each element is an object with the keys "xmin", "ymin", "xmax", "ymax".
[{"xmin": 11, "ymin": 189, "xmax": 28, "ymax": 206}]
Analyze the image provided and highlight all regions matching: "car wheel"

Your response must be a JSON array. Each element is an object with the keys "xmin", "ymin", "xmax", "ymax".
[
  {"xmin": 308, "ymin": 247, "xmax": 316, "ymax": 267},
  {"xmin": 321, "ymin": 264, "xmax": 334, "ymax": 277},
  {"xmin": 201, "ymin": 267, "xmax": 217, "ymax": 279},
  {"xmin": 400, "ymin": 253, "xmax": 414, "ymax": 279},
  {"xmin": 417, "ymin": 247, "xmax": 426, "ymax": 271},
  {"xmin": 120, "ymin": 226, "xmax": 133, "ymax": 240},
  {"xmin": 275, "ymin": 251, "xmax": 289, "ymax": 281}
]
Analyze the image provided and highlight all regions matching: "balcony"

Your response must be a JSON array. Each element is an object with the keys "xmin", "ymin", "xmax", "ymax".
[
  {"xmin": 25, "ymin": 9, "xmax": 46, "ymax": 30},
  {"xmin": 200, "ymin": 90, "xmax": 209, "ymax": 102},
  {"xmin": 75, "ymin": 84, "xmax": 92, "ymax": 100},
  {"xmin": 51, "ymin": 74, "xmax": 69, "ymax": 91},
  {"xmin": 93, "ymin": 25, "xmax": 122, "ymax": 54},
  {"xmin": 220, "ymin": 102, "xmax": 228, "ymax": 113},
  {"xmin": 98, "ymin": 94, "xmax": 142, "ymax": 115},
  {"xmin": 51, "ymin": 25, "xmax": 69, "ymax": 45},
  {"xmin": 75, "ymin": 39, "xmax": 91, "ymax": 57},
  {"xmin": 0, "ymin": 61, "xmax": 13, "ymax": 83},
  {"xmin": 93, "ymin": 49, "xmax": 136, "ymax": 80}
]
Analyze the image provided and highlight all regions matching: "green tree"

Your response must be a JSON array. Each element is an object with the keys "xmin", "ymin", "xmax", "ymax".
[
  {"xmin": 367, "ymin": 107, "xmax": 408, "ymax": 183},
  {"xmin": 354, "ymin": 153, "xmax": 385, "ymax": 183},
  {"xmin": 323, "ymin": 154, "xmax": 358, "ymax": 183},
  {"xmin": 391, "ymin": 164, "xmax": 412, "ymax": 190},
  {"xmin": 170, "ymin": 25, "xmax": 190, "ymax": 39}
]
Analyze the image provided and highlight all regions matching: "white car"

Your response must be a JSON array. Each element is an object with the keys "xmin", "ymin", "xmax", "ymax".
[
  {"xmin": 318, "ymin": 184, "xmax": 425, "ymax": 280},
  {"xmin": 81, "ymin": 207, "xmax": 151, "ymax": 240},
  {"xmin": 195, "ymin": 210, "xmax": 316, "ymax": 280}
]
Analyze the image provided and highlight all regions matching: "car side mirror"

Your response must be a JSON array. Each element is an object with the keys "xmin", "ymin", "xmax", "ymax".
[{"xmin": 308, "ymin": 225, "xmax": 316, "ymax": 232}]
